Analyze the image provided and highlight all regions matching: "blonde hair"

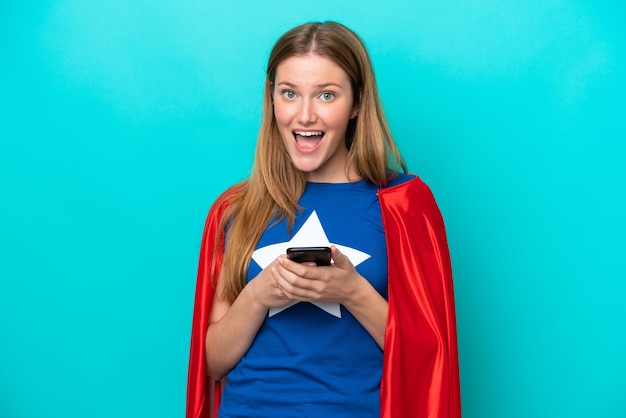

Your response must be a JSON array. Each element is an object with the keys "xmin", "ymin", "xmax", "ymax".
[{"xmin": 215, "ymin": 21, "xmax": 407, "ymax": 302}]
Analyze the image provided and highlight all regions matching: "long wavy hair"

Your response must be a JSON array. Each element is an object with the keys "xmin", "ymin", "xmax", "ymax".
[{"xmin": 214, "ymin": 21, "xmax": 407, "ymax": 303}]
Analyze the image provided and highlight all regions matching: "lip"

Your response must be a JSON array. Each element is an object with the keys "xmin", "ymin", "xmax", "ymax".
[{"xmin": 292, "ymin": 130, "xmax": 325, "ymax": 153}]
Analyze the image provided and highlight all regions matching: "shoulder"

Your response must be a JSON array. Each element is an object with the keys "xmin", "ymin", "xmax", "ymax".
[
  {"xmin": 380, "ymin": 173, "xmax": 440, "ymax": 212},
  {"xmin": 205, "ymin": 181, "xmax": 246, "ymax": 222},
  {"xmin": 384, "ymin": 172, "xmax": 432, "ymax": 195},
  {"xmin": 213, "ymin": 182, "xmax": 245, "ymax": 207}
]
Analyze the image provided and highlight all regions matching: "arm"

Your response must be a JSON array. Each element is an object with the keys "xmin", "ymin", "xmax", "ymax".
[
  {"xmin": 205, "ymin": 260, "xmax": 298, "ymax": 380},
  {"xmin": 342, "ymin": 273, "xmax": 388, "ymax": 349},
  {"xmin": 204, "ymin": 270, "xmax": 268, "ymax": 380}
]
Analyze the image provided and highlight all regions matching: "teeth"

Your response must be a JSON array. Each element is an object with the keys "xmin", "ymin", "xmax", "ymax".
[{"xmin": 294, "ymin": 131, "xmax": 323, "ymax": 137}]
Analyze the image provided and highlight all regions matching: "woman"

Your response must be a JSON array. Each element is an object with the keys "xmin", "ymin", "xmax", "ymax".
[{"xmin": 187, "ymin": 21, "xmax": 461, "ymax": 418}]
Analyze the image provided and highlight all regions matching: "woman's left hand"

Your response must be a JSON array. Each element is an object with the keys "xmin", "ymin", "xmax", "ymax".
[{"xmin": 275, "ymin": 244, "xmax": 388, "ymax": 348}]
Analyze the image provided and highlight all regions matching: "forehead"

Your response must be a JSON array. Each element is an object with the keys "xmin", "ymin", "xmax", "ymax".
[{"xmin": 274, "ymin": 54, "xmax": 350, "ymax": 86}]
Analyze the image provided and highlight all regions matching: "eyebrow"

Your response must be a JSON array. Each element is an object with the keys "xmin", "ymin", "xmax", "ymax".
[{"xmin": 277, "ymin": 81, "xmax": 344, "ymax": 90}]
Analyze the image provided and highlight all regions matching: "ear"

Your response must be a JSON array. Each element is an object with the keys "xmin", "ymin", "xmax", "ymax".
[{"xmin": 350, "ymin": 90, "xmax": 362, "ymax": 119}]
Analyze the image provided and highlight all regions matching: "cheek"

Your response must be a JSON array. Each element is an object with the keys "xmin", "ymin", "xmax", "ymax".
[
  {"xmin": 324, "ymin": 107, "xmax": 352, "ymax": 130},
  {"xmin": 273, "ymin": 103, "xmax": 291, "ymax": 127},
  {"xmin": 273, "ymin": 105, "xmax": 293, "ymax": 146}
]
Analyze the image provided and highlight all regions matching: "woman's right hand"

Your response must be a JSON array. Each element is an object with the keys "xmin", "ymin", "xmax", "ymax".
[{"xmin": 246, "ymin": 259, "xmax": 296, "ymax": 309}]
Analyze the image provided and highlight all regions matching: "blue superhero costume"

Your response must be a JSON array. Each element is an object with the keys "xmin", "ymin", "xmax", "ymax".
[{"xmin": 219, "ymin": 178, "xmax": 407, "ymax": 417}]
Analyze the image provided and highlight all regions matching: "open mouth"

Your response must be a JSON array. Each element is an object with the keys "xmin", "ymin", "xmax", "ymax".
[{"xmin": 293, "ymin": 131, "xmax": 325, "ymax": 151}]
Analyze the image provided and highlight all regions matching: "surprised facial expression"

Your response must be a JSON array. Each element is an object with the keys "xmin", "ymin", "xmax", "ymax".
[{"xmin": 273, "ymin": 54, "xmax": 358, "ymax": 183}]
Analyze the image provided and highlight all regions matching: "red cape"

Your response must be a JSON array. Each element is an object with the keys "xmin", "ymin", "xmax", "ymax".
[{"xmin": 186, "ymin": 177, "xmax": 461, "ymax": 418}]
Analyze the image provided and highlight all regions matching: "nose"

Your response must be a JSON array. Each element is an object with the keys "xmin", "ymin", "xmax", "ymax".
[{"xmin": 296, "ymin": 99, "xmax": 317, "ymax": 124}]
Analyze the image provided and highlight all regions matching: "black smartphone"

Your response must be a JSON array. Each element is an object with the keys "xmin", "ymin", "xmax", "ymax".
[{"xmin": 286, "ymin": 246, "xmax": 332, "ymax": 266}]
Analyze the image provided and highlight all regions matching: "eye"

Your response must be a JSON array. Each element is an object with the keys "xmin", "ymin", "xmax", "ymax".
[
  {"xmin": 282, "ymin": 90, "xmax": 296, "ymax": 100},
  {"xmin": 320, "ymin": 92, "xmax": 335, "ymax": 101}
]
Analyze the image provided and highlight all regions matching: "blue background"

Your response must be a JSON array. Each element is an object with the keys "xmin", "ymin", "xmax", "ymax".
[{"xmin": 1, "ymin": 1, "xmax": 624, "ymax": 417}]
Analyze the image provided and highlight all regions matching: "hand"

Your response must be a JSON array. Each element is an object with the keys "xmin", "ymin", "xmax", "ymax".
[
  {"xmin": 273, "ymin": 245, "xmax": 361, "ymax": 305},
  {"xmin": 245, "ymin": 259, "xmax": 294, "ymax": 309}
]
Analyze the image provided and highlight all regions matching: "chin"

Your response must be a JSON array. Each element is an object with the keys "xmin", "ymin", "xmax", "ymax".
[{"xmin": 292, "ymin": 162, "xmax": 320, "ymax": 174}]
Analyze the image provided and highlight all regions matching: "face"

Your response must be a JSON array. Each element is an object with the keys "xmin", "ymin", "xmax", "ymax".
[{"xmin": 273, "ymin": 54, "xmax": 358, "ymax": 183}]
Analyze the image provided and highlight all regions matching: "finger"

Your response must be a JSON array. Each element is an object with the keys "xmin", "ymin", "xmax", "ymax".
[
  {"xmin": 274, "ymin": 273, "xmax": 305, "ymax": 299},
  {"xmin": 277, "ymin": 256, "xmax": 318, "ymax": 279},
  {"xmin": 275, "ymin": 263, "xmax": 321, "ymax": 295},
  {"xmin": 269, "ymin": 264, "xmax": 292, "ymax": 299},
  {"xmin": 330, "ymin": 245, "xmax": 350, "ymax": 267}
]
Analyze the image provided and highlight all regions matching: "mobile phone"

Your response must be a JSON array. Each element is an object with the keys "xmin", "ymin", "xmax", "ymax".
[{"xmin": 286, "ymin": 246, "xmax": 332, "ymax": 266}]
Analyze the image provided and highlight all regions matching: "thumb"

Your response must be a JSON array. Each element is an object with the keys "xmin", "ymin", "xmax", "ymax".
[{"xmin": 330, "ymin": 245, "xmax": 352, "ymax": 268}]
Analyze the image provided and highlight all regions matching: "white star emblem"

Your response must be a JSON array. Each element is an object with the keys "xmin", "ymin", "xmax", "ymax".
[{"xmin": 252, "ymin": 211, "xmax": 370, "ymax": 318}]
